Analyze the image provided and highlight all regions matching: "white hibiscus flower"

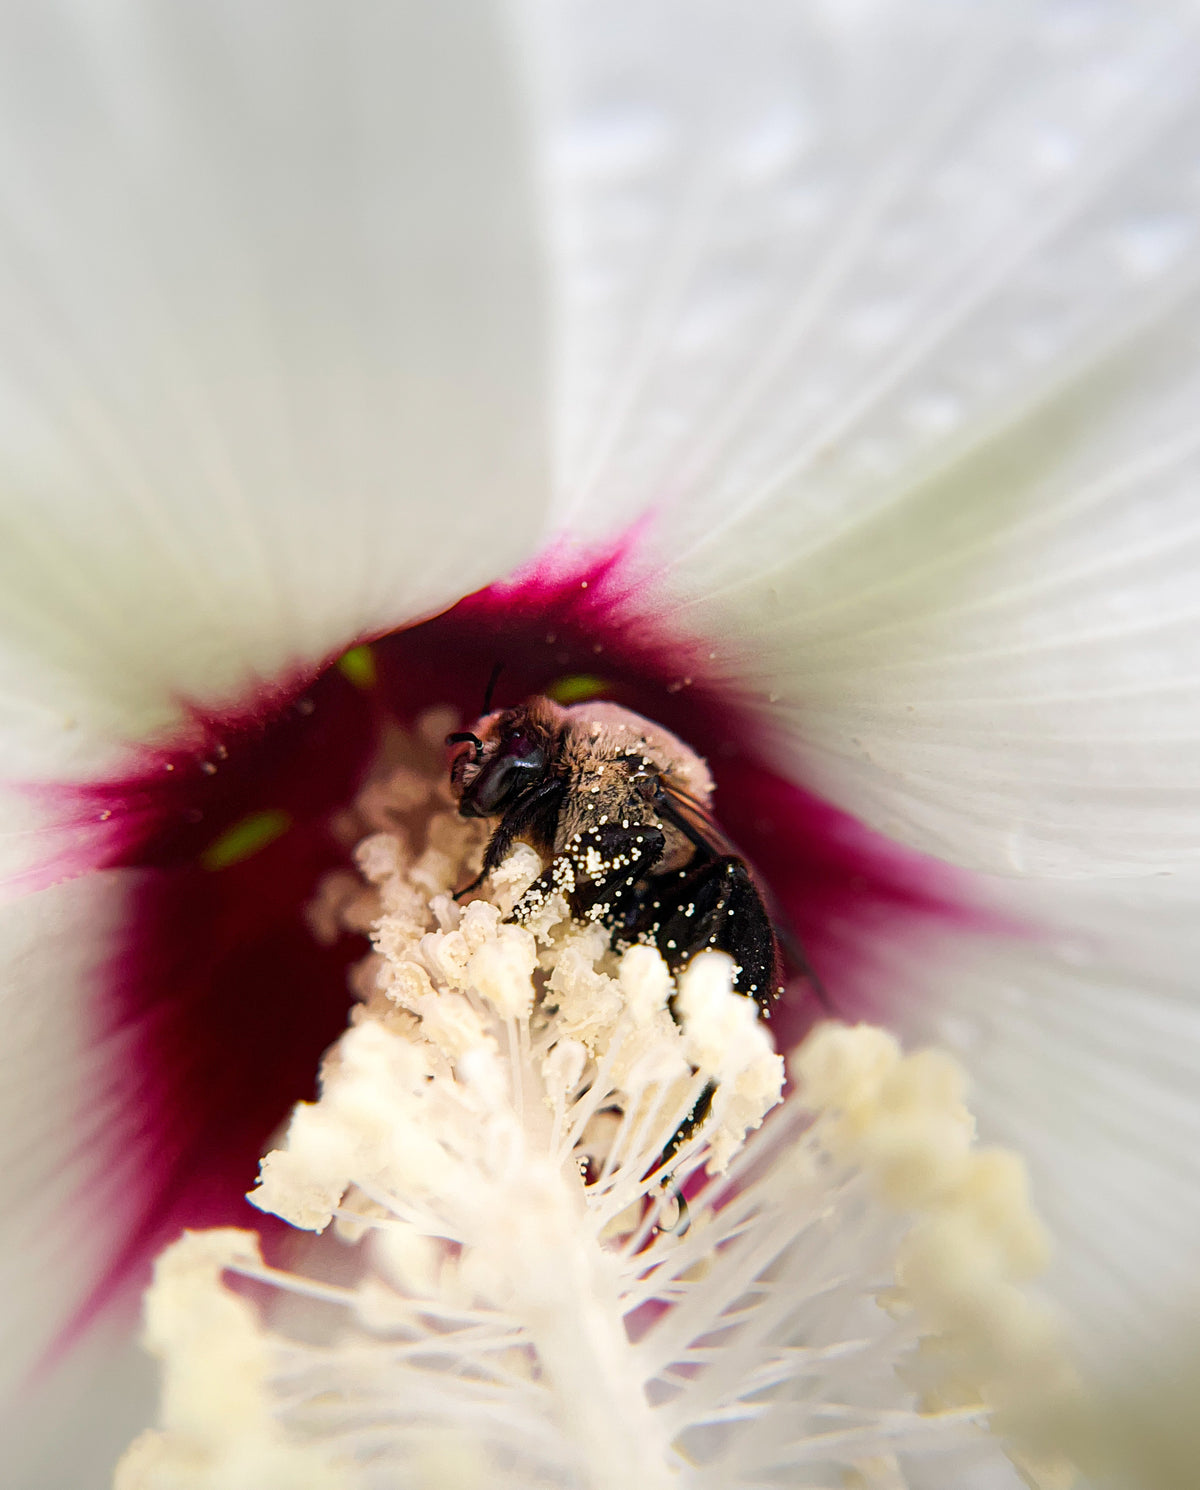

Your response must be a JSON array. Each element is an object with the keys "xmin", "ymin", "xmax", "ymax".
[{"xmin": 3, "ymin": 2, "xmax": 1199, "ymax": 1487}]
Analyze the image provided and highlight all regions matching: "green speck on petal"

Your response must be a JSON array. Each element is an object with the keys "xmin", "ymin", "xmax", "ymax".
[
  {"xmin": 201, "ymin": 809, "xmax": 292, "ymax": 871},
  {"xmin": 337, "ymin": 645, "xmax": 377, "ymax": 689},
  {"xmin": 546, "ymin": 674, "xmax": 609, "ymax": 704}
]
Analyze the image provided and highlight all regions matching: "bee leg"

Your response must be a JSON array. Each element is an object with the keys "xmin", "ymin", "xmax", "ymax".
[
  {"xmin": 635, "ymin": 855, "xmax": 780, "ymax": 1015},
  {"xmin": 658, "ymin": 1078, "xmax": 716, "ymax": 1169},
  {"xmin": 646, "ymin": 863, "xmax": 774, "ymax": 1174},
  {"xmin": 647, "ymin": 1076, "xmax": 718, "ymax": 1220},
  {"xmin": 651, "ymin": 1076, "xmax": 718, "ymax": 1235},
  {"xmin": 454, "ymin": 778, "xmax": 566, "ymax": 900},
  {"xmin": 509, "ymin": 824, "xmax": 666, "ymax": 929}
]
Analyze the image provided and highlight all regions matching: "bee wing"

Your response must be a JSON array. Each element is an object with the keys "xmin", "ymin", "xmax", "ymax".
[
  {"xmin": 654, "ymin": 777, "xmax": 741, "ymax": 861},
  {"xmin": 657, "ymin": 775, "xmax": 828, "ymax": 1008}
]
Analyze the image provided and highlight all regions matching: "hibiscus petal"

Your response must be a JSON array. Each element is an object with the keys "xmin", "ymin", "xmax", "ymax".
[
  {"xmin": 0, "ymin": 0, "xmax": 548, "ymax": 788},
  {"xmin": 543, "ymin": 0, "xmax": 1200, "ymax": 876},
  {"xmin": 539, "ymin": 0, "xmax": 1200, "ymax": 1419},
  {"xmin": 0, "ymin": 869, "xmax": 164, "ymax": 1481},
  {"xmin": 4, "ymin": 1323, "xmax": 154, "ymax": 1490},
  {"xmin": 0, "ymin": 2, "xmax": 546, "ymax": 1473},
  {"xmin": 901, "ymin": 870, "xmax": 1200, "ymax": 1363}
]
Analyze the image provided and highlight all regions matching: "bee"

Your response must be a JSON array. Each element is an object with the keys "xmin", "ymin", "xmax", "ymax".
[{"xmin": 447, "ymin": 696, "xmax": 783, "ymax": 1015}]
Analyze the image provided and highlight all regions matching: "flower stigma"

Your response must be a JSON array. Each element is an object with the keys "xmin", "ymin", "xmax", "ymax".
[{"xmin": 115, "ymin": 709, "xmax": 1081, "ymax": 1490}]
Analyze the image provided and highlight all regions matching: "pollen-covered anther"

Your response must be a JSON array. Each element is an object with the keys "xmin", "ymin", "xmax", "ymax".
[
  {"xmin": 114, "ymin": 1230, "xmax": 354, "ymax": 1490},
  {"xmin": 790, "ymin": 1024, "xmax": 1083, "ymax": 1483},
  {"xmin": 117, "ymin": 722, "xmax": 1080, "ymax": 1490}
]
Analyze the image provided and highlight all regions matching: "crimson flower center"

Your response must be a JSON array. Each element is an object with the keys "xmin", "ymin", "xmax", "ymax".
[{"xmin": 50, "ymin": 557, "xmax": 985, "ymax": 1351}]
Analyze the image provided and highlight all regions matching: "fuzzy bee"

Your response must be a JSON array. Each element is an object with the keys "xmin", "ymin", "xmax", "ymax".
[{"xmin": 447, "ymin": 696, "xmax": 783, "ymax": 1015}]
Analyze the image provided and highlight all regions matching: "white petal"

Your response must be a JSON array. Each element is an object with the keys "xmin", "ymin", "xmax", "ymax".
[
  {"xmin": 0, "ymin": 874, "xmax": 136, "ymax": 1386},
  {"xmin": 895, "ymin": 870, "xmax": 1200, "ymax": 1364},
  {"xmin": 2, "ymin": 1324, "xmax": 154, "ymax": 1490},
  {"xmin": 0, "ymin": 0, "xmax": 548, "ymax": 781},
  {"xmin": 0, "ymin": 3, "xmax": 547, "ymax": 1469},
  {"xmin": 543, "ymin": 0, "xmax": 1200, "ymax": 875}
]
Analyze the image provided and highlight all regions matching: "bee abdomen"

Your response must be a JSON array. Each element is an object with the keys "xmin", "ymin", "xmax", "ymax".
[{"xmin": 630, "ymin": 854, "xmax": 780, "ymax": 1016}]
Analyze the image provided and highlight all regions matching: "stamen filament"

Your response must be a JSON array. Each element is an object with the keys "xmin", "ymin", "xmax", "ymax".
[{"xmin": 116, "ymin": 721, "xmax": 1081, "ymax": 1490}]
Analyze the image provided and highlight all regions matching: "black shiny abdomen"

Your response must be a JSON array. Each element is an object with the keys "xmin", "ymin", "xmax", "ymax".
[
  {"xmin": 626, "ymin": 854, "xmax": 779, "ymax": 1015},
  {"xmin": 502, "ymin": 813, "xmax": 781, "ymax": 1016}
]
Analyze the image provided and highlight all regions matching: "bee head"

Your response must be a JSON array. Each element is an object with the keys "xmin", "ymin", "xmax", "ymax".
[{"xmin": 447, "ymin": 702, "xmax": 554, "ymax": 819}]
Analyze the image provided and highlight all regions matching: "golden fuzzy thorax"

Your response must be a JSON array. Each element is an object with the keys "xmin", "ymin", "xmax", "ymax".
[{"xmin": 549, "ymin": 701, "xmax": 713, "ymax": 872}]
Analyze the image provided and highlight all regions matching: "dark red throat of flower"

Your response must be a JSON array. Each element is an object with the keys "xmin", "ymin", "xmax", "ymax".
[{"xmin": 34, "ymin": 549, "xmax": 996, "ymax": 1371}]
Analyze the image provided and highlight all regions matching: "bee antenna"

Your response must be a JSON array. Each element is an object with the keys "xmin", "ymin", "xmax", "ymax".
[{"xmin": 482, "ymin": 661, "xmax": 504, "ymax": 715}]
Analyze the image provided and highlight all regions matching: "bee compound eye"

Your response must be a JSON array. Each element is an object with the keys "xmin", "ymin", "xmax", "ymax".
[{"xmin": 471, "ymin": 742, "xmax": 547, "ymax": 814}]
